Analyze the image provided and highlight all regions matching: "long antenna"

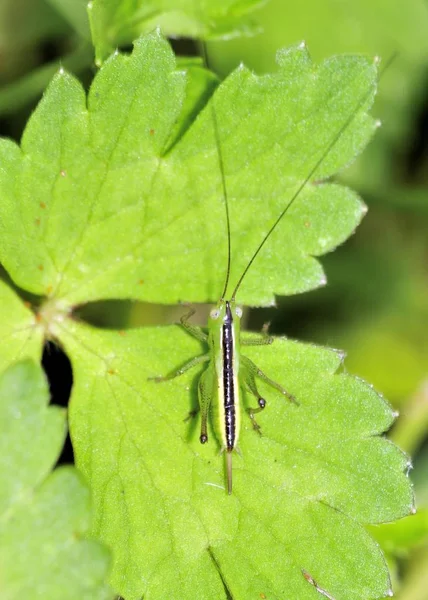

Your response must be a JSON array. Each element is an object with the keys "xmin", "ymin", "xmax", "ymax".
[
  {"xmin": 230, "ymin": 52, "xmax": 397, "ymax": 302},
  {"xmin": 201, "ymin": 41, "xmax": 232, "ymax": 300}
]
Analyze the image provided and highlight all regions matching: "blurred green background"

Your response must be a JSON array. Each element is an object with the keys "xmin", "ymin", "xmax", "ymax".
[{"xmin": 1, "ymin": 0, "xmax": 428, "ymax": 598}]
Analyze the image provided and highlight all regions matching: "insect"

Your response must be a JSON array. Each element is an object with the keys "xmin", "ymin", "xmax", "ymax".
[{"xmin": 152, "ymin": 44, "xmax": 387, "ymax": 495}]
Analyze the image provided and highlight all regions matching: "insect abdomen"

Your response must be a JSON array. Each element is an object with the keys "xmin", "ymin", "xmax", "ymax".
[{"xmin": 220, "ymin": 302, "xmax": 240, "ymax": 450}]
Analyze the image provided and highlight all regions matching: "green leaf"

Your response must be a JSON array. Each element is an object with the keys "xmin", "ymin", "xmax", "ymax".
[
  {"xmin": 0, "ymin": 32, "xmax": 376, "ymax": 308},
  {"xmin": 0, "ymin": 32, "xmax": 412, "ymax": 598},
  {"xmin": 211, "ymin": 0, "xmax": 428, "ymax": 71},
  {"xmin": 207, "ymin": 0, "xmax": 428, "ymax": 204},
  {"xmin": 369, "ymin": 509, "xmax": 428, "ymax": 557},
  {"xmin": 0, "ymin": 359, "xmax": 112, "ymax": 599},
  {"xmin": 0, "ymin": 279, "xmax": 43, "ymax": 371},
  {"xmin": 59, "ymin": 318, "xmax": 412, "ymax": 599},
  {"xmin": 88, "ymin": 0, "xmax": 266, "ymax": 65},
  {"xmin": 45, "ymin": 0, "xmax": 91, "ymax": 39}
]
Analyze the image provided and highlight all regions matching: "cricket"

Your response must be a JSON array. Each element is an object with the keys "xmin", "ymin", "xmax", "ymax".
[{"xmin": 152, "ymin": 42, "xmax": 386, "ymax": 495}]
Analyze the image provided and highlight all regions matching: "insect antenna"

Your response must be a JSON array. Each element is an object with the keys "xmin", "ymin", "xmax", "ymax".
[
  {"xmin": 201, "ymin": 41, "xmax": 232, "ymax": 300},
  {"xmin": 230, "ymin": 52, "xmax": 397, "ymax": 302}
]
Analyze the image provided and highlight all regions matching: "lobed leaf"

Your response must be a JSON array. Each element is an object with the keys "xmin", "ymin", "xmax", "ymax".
[
  {"xmin": 0, "ymin": 359, "xmax": 112, "ymax": 599},
  {"xmin": 0, "ymin": 31, "xmax": 413, "ymax": 599},
  {"xmin": 59, "ymin": 318, "xmax": 413, "ymax": 599},
  {"xmin": 0, "ymin": 32, "xmax": 376, "ymax": 308}
]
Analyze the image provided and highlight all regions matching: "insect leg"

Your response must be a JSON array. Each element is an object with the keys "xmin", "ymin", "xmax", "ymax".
[
  {"xmin": 241, "ymin": 354, "xmax": 298, "ymax": 405},
  {"xmin": 240, "ymin": 361, "xmax": 267, "ymax": 435},
  {"xmin": 198, "ymin": 364, "xmax": 214, "ymax": 444},
  {"xmin": 241, "ymin": 333, "xmax": 273, "ymax": 347},
  {"xmin": 180, "ymin": 309, "xmax": 208, "ymax": 342},
  {"xmin": 242, "ymin": 323, "xmax": 273, "ymax": 346},
  {"xmin": 149, "ymin": 354, "xmax": 209, "ymax": 382},
  {"xmin": 245, "ymin": 374, "xmax": 266, "ymax": 435}
]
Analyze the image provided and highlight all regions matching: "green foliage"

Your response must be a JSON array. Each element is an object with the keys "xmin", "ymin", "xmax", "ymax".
[
  {"xmin": 370, "ymin": 510, "xmax": 428, "ymax": 557},
  {"xmin": 0, "ymin": 0, "xmax": 67, "ymax": 85},
  {"xmin": 0, "ymin": 43, "xmax": 92, "ymax": 118},
  {"xmin": 0, "ymin": 360, "xmax": 112, "ymax": 599},
  {"xmin": 0, "ymin": 32, "xmax": 376, "ymax": 308},
  {"xmin": 89, "ymin": 0, "xmax": 267, "ymax": 65},
  {"xmin": 0, "ymin": 0, "xmax": 92, "ymax": 120},
  {"xmin": 44, "ymin": 0, "xmax": 91, "ymax": 39},
  {"xmin": 0, "ymin": 30, "xmax": 414, "ymax": 600},
  {"xmin": 0, "ymin": 281, "xmax": 43, "ymax": 369},
  {"xmin": 209, "ymin": 0, "xmax": 428, "ymax": 142},
  {"xmin": 62, "ymin": 320, "xmax": 412, "ymax": 599},
  {"xmin": 211, "ymin": 0, "xmax": 428, "ymax": 70},
  {"xmin": 208, "ymin": 0, "xmax": 428, "ymax": 218}
]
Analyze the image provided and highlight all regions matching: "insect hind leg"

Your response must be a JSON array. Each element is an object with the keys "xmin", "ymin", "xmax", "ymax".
[
  {"xmin": 241, "ymin": 322, "xmax": 273, "ymax": 347},
  {"xmin": 241, "ymin": 354, "xmax": 273, "ymax": 434},
  {"xmin": 198, "ymin": 364, "xmax": 214, "ymax": 444},
  {"xmin": 241, "ymin": 354, "xmax": 298, "ymax": 407}
]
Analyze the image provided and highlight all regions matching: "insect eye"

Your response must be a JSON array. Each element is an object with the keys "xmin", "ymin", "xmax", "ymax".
[
  {"xmin": 210, "ymin": 309, "xmax": 220, "ymax": 320},
  {"xmin": 235, "ymin": 307, "xmax": 243, "ymax": 318}
]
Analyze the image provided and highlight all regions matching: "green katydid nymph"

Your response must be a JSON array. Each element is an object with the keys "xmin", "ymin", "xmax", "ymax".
[{"xmin": 152, "ymin": 44, "xmax": 387, "ymax": 495}]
